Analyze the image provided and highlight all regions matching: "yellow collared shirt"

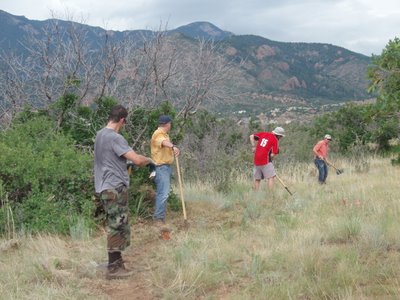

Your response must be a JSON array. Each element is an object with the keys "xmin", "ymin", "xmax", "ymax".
[{"xmin": 151, "ymin": 127, "xmax": 174, "ymax": 165}]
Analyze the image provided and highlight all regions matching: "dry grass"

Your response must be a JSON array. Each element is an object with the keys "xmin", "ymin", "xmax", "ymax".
[
  {"xmin": 0, "ymin": 233, "xmax": 106, "ymax": 299},
  {"xmin": 1, "ymin": 155, "xmax": 400, "ymax": 299}
]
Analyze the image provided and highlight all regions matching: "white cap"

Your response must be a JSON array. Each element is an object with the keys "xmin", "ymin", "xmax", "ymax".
[
  {"xmin": 324, "ymin": 134, "xmax": 332, "ymax": 140},
  {"xmin": 272, "ymin": 127, "xmax": 285, "ymax": 137}
]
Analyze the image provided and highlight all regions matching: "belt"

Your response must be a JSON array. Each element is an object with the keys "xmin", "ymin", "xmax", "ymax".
[{"xmin": 155, "ymin": 164, "xmax": 171, "ymax": 167}]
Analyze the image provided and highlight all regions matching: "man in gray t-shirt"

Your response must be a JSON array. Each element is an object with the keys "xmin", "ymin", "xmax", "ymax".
[
  {"xmin": 94, "ymin": 127, "xmax": 132, "ymax": 193},
  {"xmin": 94, "ymin": 105, "xmax": 153, "ymax": 280}
]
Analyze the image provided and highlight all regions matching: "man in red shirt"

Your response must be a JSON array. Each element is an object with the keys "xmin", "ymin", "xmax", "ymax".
[
  {"xmin": 249, "ymin": 127, "xmax": 285, "ymax": 190},
  {"xmin": 313, "ymin": 134, "xmax": 332, "ymax": 184}
]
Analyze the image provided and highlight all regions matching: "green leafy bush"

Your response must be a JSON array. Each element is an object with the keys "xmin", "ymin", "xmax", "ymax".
[
  {"xmin": 0, "ymin": 115, "xmax": 95, "ymax": 234},
  {"xmin": 52, "ymin": 95, "xmax": 118, "ymax": 146}
]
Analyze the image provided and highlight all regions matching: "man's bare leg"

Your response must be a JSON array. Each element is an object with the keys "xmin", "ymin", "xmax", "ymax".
[
  {"xmin": 267, "ymin": 177, "xmax": 274, "ymax": 190},
  {"xmin": 254, "ymin": 179, "xmax": 261, "ymax": 190}
]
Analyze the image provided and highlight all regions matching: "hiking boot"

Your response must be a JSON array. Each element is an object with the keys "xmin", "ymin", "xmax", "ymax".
[{"xmin": 106, "ymin": 259, "xmax": 133, "ymax": 280}]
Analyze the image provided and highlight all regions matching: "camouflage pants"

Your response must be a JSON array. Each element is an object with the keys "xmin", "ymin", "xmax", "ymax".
[{"xmin": 100, "ymin": 186, "xmax": 131, "ymax": 252}]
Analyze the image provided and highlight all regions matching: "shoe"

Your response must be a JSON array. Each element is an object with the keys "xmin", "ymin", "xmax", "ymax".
[
  {"xmin": 152, "ymin": 219, "xmax": 165, "ymax": 229},
  {"xmin": 149, "ymin": 171, "xmax": 156, "ymax": 180},
  {"xmin": 106, "ymin": 259, "xmax": 133, "ymax": 280},
  {"xmin": 153, "ymin": 219, "xmax": 171, "ymax": 236}
]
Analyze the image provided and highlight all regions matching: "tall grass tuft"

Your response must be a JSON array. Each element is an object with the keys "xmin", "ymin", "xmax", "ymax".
[
  {"xmin": 1, "ymin": 194, "xmax": 15, "ymax": 240},
  {"xmin": 69, "ymin": 217, "xmax": 92, "ymax": 241}
]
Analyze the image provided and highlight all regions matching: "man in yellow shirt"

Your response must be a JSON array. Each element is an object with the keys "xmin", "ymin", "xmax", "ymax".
[{"xmin": 151, "ymin": 115, "xmax": 180, "ymax": 223}]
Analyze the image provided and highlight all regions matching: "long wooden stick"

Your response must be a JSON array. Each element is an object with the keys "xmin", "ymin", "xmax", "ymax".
[
  {"xmin": 275, "ymin": 174, "xmax": 294, "ymax": 196},
  {"xmin": 324, "ymin": 159, "xmax": 338, "ymax": 170},
  {"xmin": 175, "ymin": 156, "xmax": 187, "ymax": 220}
]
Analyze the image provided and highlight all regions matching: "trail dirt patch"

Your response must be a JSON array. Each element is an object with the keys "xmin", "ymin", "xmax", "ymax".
[
  {"xmin": 88, "ymin": 219, "xmax": 180, "ymax": 300},
  {"xmin": 85, "ymin": 203, "xmax": 217, "ymax": 300}
]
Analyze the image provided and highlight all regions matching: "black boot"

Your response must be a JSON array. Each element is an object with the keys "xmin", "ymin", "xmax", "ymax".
[{"xmin": 106, "ymin": 252, "xmax": 133, "ymax": 280}]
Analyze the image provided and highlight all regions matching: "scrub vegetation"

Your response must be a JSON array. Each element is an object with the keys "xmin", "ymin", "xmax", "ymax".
[
  {"xmin": 0, "ymin": 25, "xmax": 399, "ymax": 299},
  {"xmin": 1, "ymin": 156, "xmax": 400, "ymax": 299}
]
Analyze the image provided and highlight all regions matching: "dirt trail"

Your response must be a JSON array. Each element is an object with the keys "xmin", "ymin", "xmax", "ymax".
[{"xmin": 90, "ymin": 220, "xmax": 174, "ymax": 300}]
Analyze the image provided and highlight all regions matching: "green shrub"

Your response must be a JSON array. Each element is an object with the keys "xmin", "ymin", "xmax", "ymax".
[
  {"xmin": 53, "ymin": 95, "xmax": 118, "ymax": 146},
  {"xmin": 128, "ymin": 166, "xmax": 156, "ymax": 219},
  {"xmin": 0, "ymin": 115, "xmax": 95, "ymax": 234},
  {"xmin": 167, "ymin": 189, "xmax": 182, "ymax": 212}
]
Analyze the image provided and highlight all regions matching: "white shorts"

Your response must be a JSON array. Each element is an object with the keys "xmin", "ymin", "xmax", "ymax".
[{"xmin": 253, "ymin": 163, "xmax": 276, "ymax": 180}]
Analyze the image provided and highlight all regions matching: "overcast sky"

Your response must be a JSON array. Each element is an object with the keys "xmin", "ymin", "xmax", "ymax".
[{"xmin": 1, "ymin": 0, "xmax": 399, "ymax": 56}]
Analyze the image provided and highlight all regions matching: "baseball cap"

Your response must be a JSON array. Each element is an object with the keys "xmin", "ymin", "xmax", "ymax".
[
  {"xmin": 272, "ymin": 126, "xmax": 285, "ymax": 137},
  {"xmin": 159, "ymin": 115, "xmax": 172, "ymax": 124},
  {"xmin": 324, "ymin": 134, "xmax": 332, "ymax": 140}
]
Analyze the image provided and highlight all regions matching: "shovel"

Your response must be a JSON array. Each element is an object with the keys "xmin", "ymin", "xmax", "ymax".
[
  {"xmin": 324, "ymin": 159, "xmax": 344, "ymax": 175},
  {"xmin": 275, "ymin": 174, "xmax": 294, "ymax": 196},
  {"xmin": 175, "ymin": 155, "xmax": 188, "ymax": 225}
]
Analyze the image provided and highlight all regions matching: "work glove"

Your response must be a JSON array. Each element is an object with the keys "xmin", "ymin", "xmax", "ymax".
[
  {"xmin": 126, "ymin": 160, "xmax": 137, "ymax": 175},
  {"xmin": 147, "ymin": 161, "xmax": 156, "ymax": 180},
  {"xmin": 147, "ymin": 161, "xmax": 156, "ymax": 172}
]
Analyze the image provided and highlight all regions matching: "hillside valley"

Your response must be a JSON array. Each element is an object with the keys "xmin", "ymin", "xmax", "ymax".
[{"xmin": 0, "ymin": 10, "xmax": 375, "ymax": 123}]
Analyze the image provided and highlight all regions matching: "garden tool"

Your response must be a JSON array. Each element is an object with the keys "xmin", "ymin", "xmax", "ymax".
[
  {"xmin": 127, "ymin": 160, "xmax": 135, "ymax": 175},
  {"xmin": 324, "ymin": 159, "xmax": 344, "ymax": 175},
  {"xmin": 175, "ymin": 155, "xmax": 188, "ymax": 225},
  {"xmin": 275, "ymin": 174, "xmax": 294, "ymax": 196}
]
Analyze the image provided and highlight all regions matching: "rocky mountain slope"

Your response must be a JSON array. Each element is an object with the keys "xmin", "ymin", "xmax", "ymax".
[{"xmin": 0, "ymin": 10, "xmax": 373, "ymax": 121}]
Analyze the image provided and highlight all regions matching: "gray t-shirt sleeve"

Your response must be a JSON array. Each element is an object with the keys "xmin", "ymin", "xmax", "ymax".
[{"xmin": 112, "ymin": 134, "xmax": 133, "ymax": 157}]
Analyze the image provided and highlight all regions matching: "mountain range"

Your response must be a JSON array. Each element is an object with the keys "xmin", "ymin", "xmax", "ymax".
[{"xmin": 0, "ymin": 10, "xmax": 373, "ymax": 121}]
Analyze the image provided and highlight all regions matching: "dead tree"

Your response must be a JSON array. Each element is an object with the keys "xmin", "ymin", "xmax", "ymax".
[{"xmin": 0, "ymin": 15, "xmax": 239, "ymax": 141}]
